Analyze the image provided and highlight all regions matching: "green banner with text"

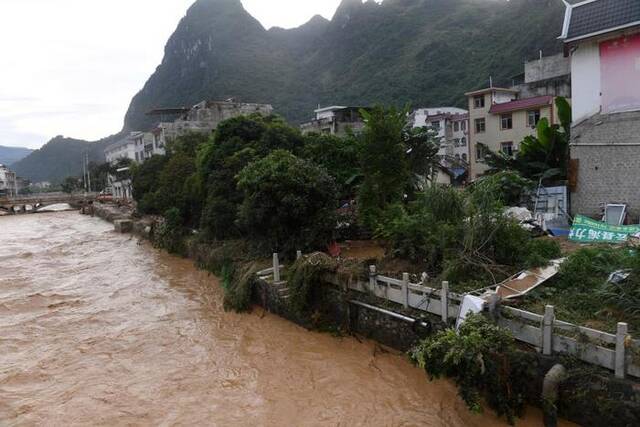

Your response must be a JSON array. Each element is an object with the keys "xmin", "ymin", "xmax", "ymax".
[{"xmin": 569, "ymin": 215, "xmax": 640, "ymax": 243}]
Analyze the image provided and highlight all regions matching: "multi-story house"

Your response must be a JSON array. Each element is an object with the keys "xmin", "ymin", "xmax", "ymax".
[
  {"xmin": 104, "ymin": 134, "xmax": 137, "ymax": 165},
  {"xmin": 130, "ymin": 132, "xmax": 161, "ymax": 163},
  {"xmin": 559, "ymin": 0, "xmax": 640, "ymax": 218},
  {"xmin": 0, "ymin": 164, "xmax": 17, "ymax": 197},
  {"xmin": 411, "ymin": 107, "xmax": 469, "ymax": 162},
  {"xmin": 300, "ymin": 106, "xmax": 368, "ymax": 137},
  {"xmin": 467, "ymin": 54, "xmax": 572, "ymax": 180},
  {"xmin": 104, "ymin": 133, "xmax": 138, "ymax": 200}
]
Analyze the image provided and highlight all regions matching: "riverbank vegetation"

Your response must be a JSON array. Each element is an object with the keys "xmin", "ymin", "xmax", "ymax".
[
  {"xmin": 131, "ymin": 107, "xmax": 562, "ymax": 307},
  {"xmin": 411, "ymin": 314, "xmax": 533, "ymax": 424},
  {"xmin": 124, "ymin": 101, "xmax": 640, "ymax": 425}
]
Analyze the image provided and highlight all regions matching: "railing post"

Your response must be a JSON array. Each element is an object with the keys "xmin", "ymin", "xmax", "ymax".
[
  {"xmin": 543, "ymin": 305, "xmax": 555, "ymax": 356},
  {"xmin": 616, "ymin": 322, "xmax": 628, "ymax": 379},
  {"xmin": 441, "ymin": 281, "xmax": 449, "ymax": 322},
  {"xmin": 402, "ymin": 273, "xmax": 409, "ymax": 309},
  {"xmin": 296, "ymin": 250, "xmax": 302, "ymax": 260},
  {"xmin": 369, "ymin": 265, "xmax": 377, "ymax": 290},
  {"xmin": 273, "ymin": 253, "xmax": 280, "ymax": 283}
]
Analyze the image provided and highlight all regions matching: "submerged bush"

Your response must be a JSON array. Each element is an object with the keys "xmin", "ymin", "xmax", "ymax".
[
  {"xmin": 286, "ymin": 252, "xmax": 338, "ymax": 316},
  {"xmin": 152, "ymin": 207, "xmax": 188, "ymax": 255},
  {"xmin": 411, "ymin": 314, "xmax": 532, "ymax": 424},
  {"xmin": 222, "ymin": 262, "xmax": 262, "ymax": 312}
]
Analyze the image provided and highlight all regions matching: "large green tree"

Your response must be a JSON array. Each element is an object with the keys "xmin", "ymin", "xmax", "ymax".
[
  {"xmin": 198, "ymin": 114, "xmax": 303, "ymax": 239},
  {"xmin": 357, "ymin": 106, "xmax": 440, "ymax": 228},
  {"xmin": 237, "ymin": 150, "xmax": 338, "ymax": 254}
]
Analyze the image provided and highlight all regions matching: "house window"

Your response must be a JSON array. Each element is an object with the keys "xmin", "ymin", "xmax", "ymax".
[
  {"xmin": 461, "ymin": 121, "xmax": 466, "ymax": 131},
  {"xmin": 462, "ymin": 153, "xmax": 468, "ymax": 162},
  {"xmin": 500, "ymin": 114, "xmax": 513, "ymax": 130},
  {"xmin": 454, "ymin": 121, "xmax": 460, "ymax": 132},
  {"xmin": 476, "ymin": 144, "xmax": 487, "ymax": 162},
  {"xmin": 475, "ymin": 118, "xmax": 486, "ymax": 133},
  {"xmin": 527, "ymin": 109, "xmax": 541, "ymax": 127},
  {"xmin": 430, "ymin": 121, "xmax": 440, "ymax": 130},
  {"xmin": 501, "ymin": 141, "xmax": 514, "ymax": 157},
  {"xmin": 474, "ymin": 95, "xmax": 485, "ymax": 109},
  {"xmin": 460, "ymin": 137, "xmax": 467, "ymax": 146}
]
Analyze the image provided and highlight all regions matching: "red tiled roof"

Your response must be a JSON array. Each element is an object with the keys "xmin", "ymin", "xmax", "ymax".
[{"xmin": 489, "ymin": 95, "xmax": 554, "ymax": 114}]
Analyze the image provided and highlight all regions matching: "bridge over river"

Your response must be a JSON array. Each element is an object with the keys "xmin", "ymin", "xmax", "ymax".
[{"xmin": 0, "ymin": 192, "xmax": 97, "ymax": 214}]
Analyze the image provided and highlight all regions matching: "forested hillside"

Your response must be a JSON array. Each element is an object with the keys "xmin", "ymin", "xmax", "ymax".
[
  {"xmin": 124, "ymin": 0, "xmax": 566, "ymax": 131},
  {"xmin": 0, "ymin": 145, "xmax": 33, "ymax": 166},
  {"xmin": 11, "ymin": 136, "xmax": 114, "ymax": 183}
]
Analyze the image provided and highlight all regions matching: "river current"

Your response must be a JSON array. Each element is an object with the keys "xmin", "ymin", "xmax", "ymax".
[{"xmin": 0, "ymin": 212, "xmax": 567, "ymax": 426}]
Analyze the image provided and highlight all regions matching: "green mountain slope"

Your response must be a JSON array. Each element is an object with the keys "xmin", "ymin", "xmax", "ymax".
[
  {"xmin": 18, "ymin": 0, "xmax": 567, "ymax": 182},
  {"xmin": 124, "ymin": 0, "xmax": 566, "ymax": 130},
  {"xmin": 11, "ymin": 136, "xmax": 115, "ymax": 183},
  {"xmin": 0, "ymin": 145, "xmax": 33, "ymax": 166}
]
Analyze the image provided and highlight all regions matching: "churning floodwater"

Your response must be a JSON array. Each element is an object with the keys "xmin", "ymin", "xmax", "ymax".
[{"xmin": 0, "ymin": 212, "xmax": 569, "ymax": 426}]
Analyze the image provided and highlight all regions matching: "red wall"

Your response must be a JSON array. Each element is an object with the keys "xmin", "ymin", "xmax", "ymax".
[{"xmin": 600, "ymin": 33, "xmax": 640, "ymax": 114}]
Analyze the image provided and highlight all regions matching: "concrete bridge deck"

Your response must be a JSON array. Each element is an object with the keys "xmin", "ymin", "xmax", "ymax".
[{"xmin": 0, "ymin": 192, "xmax": 97, "ymax": 214}]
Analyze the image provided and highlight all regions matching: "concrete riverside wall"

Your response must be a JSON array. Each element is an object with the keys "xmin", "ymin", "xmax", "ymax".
[
  {"xmin": 253, "ymin": 274, "xmax": 640, "ymax": 427},
  {"xmin": 570, "ymin": 111, "xmax": 640, "ymax": 219}
]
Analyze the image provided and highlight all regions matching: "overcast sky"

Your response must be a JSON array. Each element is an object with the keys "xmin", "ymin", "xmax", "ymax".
[{"xmin": 0, "ymin": 0, "xmax": 346, "ymax": 149}]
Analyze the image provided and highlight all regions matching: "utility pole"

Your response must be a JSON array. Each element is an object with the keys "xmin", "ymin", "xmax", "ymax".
[
  {"xmin": 86, "ymin": 152, "xmax": 92, "ymax": 192},
  {"xmin": 82, "ymin": 154, "xmax": 87, "ymax": 193}
]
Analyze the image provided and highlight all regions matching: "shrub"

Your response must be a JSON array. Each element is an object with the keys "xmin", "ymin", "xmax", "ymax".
[
  {"xmin": 237, "ymin": 150, "xmax": 338, "ymax": 255},
  {"xmin": 525, "ymin": 238, "xmax": 562, "ymax": 268},
  {"xmin": 411, "ymin": 314, "xmax": 532, "ymax": 424}
]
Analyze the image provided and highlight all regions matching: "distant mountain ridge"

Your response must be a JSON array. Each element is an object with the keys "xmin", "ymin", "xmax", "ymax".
[
  {"xmin": 16, "ymin": 0, "xmax": 567, "ymax": 182},
  {"xmin": 0, "ymin": 145, "xmax": 33, "ymax": 166},
  {"xmin": 123, "ymin": 0, "xmax": 566, "ymax": 131},
  {"xmin": 11, "ymin": 135, "xmax": 116, "ymax": 183}
]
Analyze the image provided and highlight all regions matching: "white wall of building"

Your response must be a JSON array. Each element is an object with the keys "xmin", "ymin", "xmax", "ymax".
[
  {"xmin": 571, "ymin": 41, "xmax": 602, "ymax": 123},
  {"xmin": 105, "ymin": 140, "xmax": 136, "ymax": 164}
]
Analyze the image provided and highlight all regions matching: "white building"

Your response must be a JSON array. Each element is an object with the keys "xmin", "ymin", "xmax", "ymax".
[
  {"xmin": 0, "ymin": 164, "xmax": 17, "ymax": 197},
  {"xmin": 300, "ymin": 106, "xmax": 368, "ymax": 136},
  {"xmin": 130, "ymin": 131, "xmax": 163, "ymax": 163},
  {"xmin": 104, "ymin": 134, "xmax": 137, "ymax": 164},
  {"xmin": 559, "ymin": 0, "xmax": 640, "ymax": 217},
  {"xmin": 410, "ymin": 107, "xmax": 470, "ymax": 161},
  {"xmin": 104, "ymin": 134, "xmax": 138, "ymax": 200}
]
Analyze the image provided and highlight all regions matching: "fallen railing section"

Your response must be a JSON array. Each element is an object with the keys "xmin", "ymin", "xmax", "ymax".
[{"xmin": 259, "ymin": 252, "xmax": 640, "ymax": 380}]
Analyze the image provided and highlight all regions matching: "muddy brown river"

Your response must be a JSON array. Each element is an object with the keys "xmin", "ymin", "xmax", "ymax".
[{"xmin": 0, "ymin": 212, "xmax": 570, "ymax": 426}]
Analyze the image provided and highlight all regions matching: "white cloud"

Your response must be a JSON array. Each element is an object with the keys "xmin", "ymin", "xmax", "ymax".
[{"xmin": 0, "ymin": 0, "xmax": 348, "ymax": 149}]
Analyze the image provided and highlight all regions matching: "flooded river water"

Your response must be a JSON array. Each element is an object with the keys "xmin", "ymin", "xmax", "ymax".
[{"xmin": 0, "ymin": 212, "xmax": 569, "ymax": 426}]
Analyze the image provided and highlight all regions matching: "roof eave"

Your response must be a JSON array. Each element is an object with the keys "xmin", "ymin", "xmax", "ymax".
[
  {"xmin": 563, "ymin": 21, "xmax": 640, "ymax": 44},
  {"xmin": 464, "ymin": 87, "xmax": 518, "ymax": 96},
  {"xmin": 558, "ymin": 0, "xmax": 573, "ymax": 40}
]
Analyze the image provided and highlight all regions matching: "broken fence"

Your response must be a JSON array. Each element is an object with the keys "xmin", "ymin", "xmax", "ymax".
[{"xmin": 257, "ymin": 253, "xmax": 640, "ymax": 380}]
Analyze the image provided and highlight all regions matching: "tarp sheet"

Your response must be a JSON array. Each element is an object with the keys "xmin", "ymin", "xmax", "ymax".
[{"xmin": 456, "ymin": 295, "xmax": 486, "ymax": 331}]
